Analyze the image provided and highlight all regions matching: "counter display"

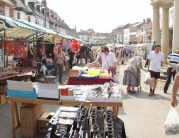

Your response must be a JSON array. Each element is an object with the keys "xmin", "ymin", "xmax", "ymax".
[
  {"xmin": 0, "ymin": 67, "xmax": 36, "ymax": 80},
  {"xmin": 48, "ymin": 105, "xmax": 126, "ymax": 138}
]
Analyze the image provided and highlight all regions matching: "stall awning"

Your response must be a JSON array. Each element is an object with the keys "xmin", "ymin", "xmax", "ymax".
[
  {"xmin": 0, "ymin": 15, "xmax": 37, "ymax": 38},
  {"xmin": 16, "ymin": 19, "xmax": 58, "ymax": 35}
]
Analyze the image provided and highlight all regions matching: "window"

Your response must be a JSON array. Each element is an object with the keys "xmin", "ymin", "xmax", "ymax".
[
  {"xmin": 28, "ymin": 16, "xmax": 31, "ymax": 22},
  {"xmin": 0, "ymin": 7, "xmax": 3, "ymax": 12},
  {"xmin": 5, "ymin": 7, "xmax": 9, "ymax": 17},
  {"xmin": 17, "ymin": 12, "xmax": 20, "ymax": 19}
]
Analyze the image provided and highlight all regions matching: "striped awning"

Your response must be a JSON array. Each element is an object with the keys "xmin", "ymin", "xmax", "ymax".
[
  {"xmin": 0, "ymin": 15, "xmax": 86, "ymax": 42},
  {"xmin": 0, "ymin": 15, "xmax": 37, "ymax": 38}
]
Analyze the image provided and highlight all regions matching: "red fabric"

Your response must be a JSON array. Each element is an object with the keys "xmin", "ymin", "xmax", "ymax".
[
  {"xmin": 71, "ymin": 40, "xmax": 80, "ymax": 52},
  {"xmin": 66, "ymin": 77, "xmax": 114, "ymax": 85},
  {"xmin": 14, "ymin": 42, "xmax": 26, "ymax": 58},
  {"xmin": 6, "ymin": 42, "xmax": 15, "ymax": 56}
]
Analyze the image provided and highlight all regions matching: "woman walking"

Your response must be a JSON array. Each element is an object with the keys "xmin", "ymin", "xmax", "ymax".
[
  {"xmin": 54, "ymin": 46, "xmax": 66, "ymax": 84},
  {"xmin": 123, "ymin": 56, "xmax": 142, "ymax": 94}
]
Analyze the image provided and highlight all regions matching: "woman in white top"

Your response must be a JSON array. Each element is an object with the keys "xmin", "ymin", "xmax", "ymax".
[{"xmin": 89, "ymin": 46, "xmax": 117, "ymax": 75}]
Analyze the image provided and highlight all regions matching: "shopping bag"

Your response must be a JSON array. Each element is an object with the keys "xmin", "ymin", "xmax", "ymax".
[
  {"xmin": 164, "ymin": 107, "xmax": 179, "ymax": 135},
  {"xmin": 114, "ymin": 72, "xmax": 119, "ymax": 84},
  {"xmin": 144, "ymin": 72, "xmax": 150, "ymax": 85}
]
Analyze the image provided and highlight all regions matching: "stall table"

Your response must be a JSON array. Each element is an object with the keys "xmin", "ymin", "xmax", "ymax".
[
  {"xmin": 67, "ymin": 77, "xmax": 114, "ymax": 85},
  {"xmin": 6, "ymin": 96, "xmax": 122, "ymax": 138},
  {"xmin": 0, "ymin": 67, "xmax": 36, "ymax": 80}
]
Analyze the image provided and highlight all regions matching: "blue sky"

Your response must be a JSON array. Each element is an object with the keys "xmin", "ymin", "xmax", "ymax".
[{"xmin": 41, "ymin": 0, "xmax": 153, "ymax": 33}]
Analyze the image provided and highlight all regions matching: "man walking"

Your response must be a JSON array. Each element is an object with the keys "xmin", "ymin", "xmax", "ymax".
[
  {"xmin": 151, "ymin": 40, "xmax": 156, "ymax": 51},
  {"xmin": 164, "ymin": 49, "xmax": 179, "ymax": 93},
  {"xmin": 125, "ymin": 46, "xmax": 130, "ymax": 61},
  {"xmin": 148, "ymin": 44, "xmax": 164, "ymax": 96},
  {"xmin": 171, "ymin": 64, "xmax": 179, "ymax": 107}
]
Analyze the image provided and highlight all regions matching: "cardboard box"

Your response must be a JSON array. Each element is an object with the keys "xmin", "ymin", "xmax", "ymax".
[
  {"xmin": 38, "ymin": 112, "xmax": 55, "ymax": 133},
  {"xmin": 20, "ymin": 104, "xmax": 44, "ymax": 138},
  {"xmin": 0, "ymin": 94, "xmax": 6, "ymax": 105},
  {"xmin": 0, "ymin": 85, "xmax": 7, "ymax": 94}
]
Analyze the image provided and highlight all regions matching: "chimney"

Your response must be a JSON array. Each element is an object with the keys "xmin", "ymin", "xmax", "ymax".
[
  {"xmin": 41, "ymin": 0, "xmax": 47, "ymax": 7},
  {"xmin": 61, "ymin": 20, "xmax": 64, "ymax": 24},
  {"xmin": 146, "ymin": 17, "xmax": 151, "ymax": 24}
]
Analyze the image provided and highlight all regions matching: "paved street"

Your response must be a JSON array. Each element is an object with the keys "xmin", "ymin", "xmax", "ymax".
[{"xmin": 0, "ymin": 61, "xmax": 179, "ymax": 138}]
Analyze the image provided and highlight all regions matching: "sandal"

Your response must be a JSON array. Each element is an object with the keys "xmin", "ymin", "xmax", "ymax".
[
  {"xmin": 127, "ymin": 90, "xmax": 132, "ymax": 93},
  {"xmin": 131, "ymin": 91, "xmax": 136, "ymax": 94}
]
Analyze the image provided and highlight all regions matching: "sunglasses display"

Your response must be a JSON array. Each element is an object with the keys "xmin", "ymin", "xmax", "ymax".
[{"xmin": 47, "ymin": 105, "xmax": 126, "ymax": 138}]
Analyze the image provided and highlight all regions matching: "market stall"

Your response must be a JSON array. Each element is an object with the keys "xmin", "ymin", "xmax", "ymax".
[
  {"xmin": 67, "ymin": 66, "xmax": 114, "ymax": 85},
  {"xmin": 0, "ymin": 67, "xmax": 36, "ymax": 80},
  {"xmin": 6, "ymin": 80, "xmax": 123, "ymax": 138}
]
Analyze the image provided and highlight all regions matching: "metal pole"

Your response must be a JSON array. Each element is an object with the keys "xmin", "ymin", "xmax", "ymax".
[
  {"xmin": 44, "ymin": 0, "xmax": 47, "ymax": 27},
  {"xmin": 3, "ymin": 29, "xmax": 5, "ymax": 67},
  {"xmin": 36, "ymin": 31, "xmax": 38, "ymax": 81}
]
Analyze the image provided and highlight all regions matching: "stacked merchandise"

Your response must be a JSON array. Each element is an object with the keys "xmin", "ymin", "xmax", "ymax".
[{"xmin": 47, "ymin": 105, "xmax": 126, "ymax": 138}]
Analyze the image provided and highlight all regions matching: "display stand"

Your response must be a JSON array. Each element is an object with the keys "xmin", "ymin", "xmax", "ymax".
[{"xmin": 6, "ymin": 96, "xmax": 122, "ymax": 138}]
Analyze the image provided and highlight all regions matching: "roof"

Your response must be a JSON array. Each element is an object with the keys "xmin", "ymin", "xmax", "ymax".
[
  {"xmin": 141, "ymin": 21, "xmax": 152, "ymax": 28},
  {"xmin": 77, "ymin": 31, "xmax": 89, "ymax": 35},
  {"xmin": 0, "ymin": 0, "xmax": 15, "ymax": 6},
  {"xmin": 116, "ymin": 23, "xmax": 129, "ymax": 29},
  {"xmin": 16, "ymin": 0, "xmax": 33, "ymax": 14},
  {"xmin": 28, "ymin": 2, "xmax": 44, "ymax": 19},
  {"xmin": 132, "ymin": 22, "xmax": 143, "ymax": 27}
]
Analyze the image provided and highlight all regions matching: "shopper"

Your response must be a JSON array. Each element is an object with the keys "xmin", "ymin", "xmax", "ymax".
[
  {"xmin": 54, "ymin": 46, "xmax": 66, "ymax": 84},
  {"xmin": 163, "ymin": 49, "xmax": 179, "ymax": 93},
  {"xmin": 171, "ymin": 64, "xmax": 179, "ymax": 107},
  {"xmin": 125, "ymin": 46, "xmax": 130, "ymax": 61},
  {"xmin": 88, "ymin": 46, "xmax": 117, "ymax": 75},
  {"xmin": 123, "ymin": 56, "xmax": 142, "ymax": 94},
  {"xmin": 68, "ymin": 49, "xmax": 75, "ymax": 69},
  {"xmin": 151, "ymin": 40, "xmax": 156, "ymax": 51},
  {"xmin": 116, "ymin": 47, "xmax": 122, "ymax": 65},
  {"xmin": 96, "ymin": 46, "xmax": 104, "ymax": 65},
  {"xmin": 148, "ymin": 44, "xmax": 164, "ymax": 96}
]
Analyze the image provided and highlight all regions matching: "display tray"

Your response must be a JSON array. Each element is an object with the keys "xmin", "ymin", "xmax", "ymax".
[{"xmin": 80, "ymin": 74, "xmax": 99, "ymax": 78}]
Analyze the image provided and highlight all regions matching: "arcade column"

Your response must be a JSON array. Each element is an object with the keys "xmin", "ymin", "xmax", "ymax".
[
  {"xmin": 161, "ymin": 5, "xmax": 170, "ymax": 63},
  {"xmin": 172, "ymin": 0, "xmax": 179, "ymax": 52},
  {"xmin": 151, "ymin": 4, "xmax": 160, "ymax": 44}
]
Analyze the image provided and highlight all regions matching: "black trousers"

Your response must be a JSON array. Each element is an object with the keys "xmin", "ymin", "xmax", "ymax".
[
  {"xmin": 164, "ymin": 68, "xmax": 176, "ymax": 92},
  {"xmin": 69, "ymin": 59, "xmax": 73, "ymax": 69}
]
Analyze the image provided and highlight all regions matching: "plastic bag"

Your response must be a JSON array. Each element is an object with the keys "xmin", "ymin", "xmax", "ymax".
[
  {"xmin": 114, "ymin": 72, "xmax": 119, "ymax": 84},
  {"xmin": 164, "ymin": 107, "xmax": 179, "ymax": 135},
  {"xmin": 144, "ymin": 72, "xmax": 150, "ymax": 85}
]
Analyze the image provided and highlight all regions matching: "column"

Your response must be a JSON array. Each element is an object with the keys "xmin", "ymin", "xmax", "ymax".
[
  {"xmin": 161, "ymin": 5, "xmax": 170, "ymax": 63},
  {"xmin": 172, "ymin": 0, "xmax": 179, "ymax": 52},
  {"xmin": 151, "ymin": 4, "xmax": 160, "ymax": 44}
]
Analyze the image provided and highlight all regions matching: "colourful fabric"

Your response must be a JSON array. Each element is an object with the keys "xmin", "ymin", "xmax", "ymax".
[
  {"xmin": 14, "ymin": 42, "xmax": 26, "ymax": 58},
  {"xmin": 53, "ymin": 45, "xmax": 58, "ymax": 55}
]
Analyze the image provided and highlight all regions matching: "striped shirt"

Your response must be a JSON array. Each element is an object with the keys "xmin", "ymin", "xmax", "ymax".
[{"xmin": 167, "ymin": 53, "xmax": 179, "ymax": 68}]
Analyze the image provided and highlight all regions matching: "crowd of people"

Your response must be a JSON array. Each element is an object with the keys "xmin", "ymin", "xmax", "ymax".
[{"xmin": 39, "ymin": 41, "xmax": 179, "ymax": 107}]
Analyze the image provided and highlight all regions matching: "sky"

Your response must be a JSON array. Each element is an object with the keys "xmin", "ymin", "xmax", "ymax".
[{"xmin": 41, "ymin": 0, "xmax": 153, "ymax": 33}]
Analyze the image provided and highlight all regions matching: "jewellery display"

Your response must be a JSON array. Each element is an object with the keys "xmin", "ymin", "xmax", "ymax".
[{"xmin": 47, "ymin": 105, "xmax": 126, "ymax": 138}]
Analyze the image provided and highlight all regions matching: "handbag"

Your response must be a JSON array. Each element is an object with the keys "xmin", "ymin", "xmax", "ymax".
[
  {"xmin": 164, "ymin": 107, "xmax": 179, "ymax": 135},
  {"xmin": 144, "ymin": 72, "xmax": 150, "ymax": 85}
]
